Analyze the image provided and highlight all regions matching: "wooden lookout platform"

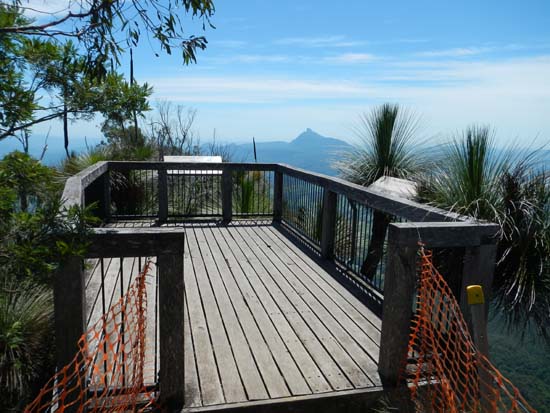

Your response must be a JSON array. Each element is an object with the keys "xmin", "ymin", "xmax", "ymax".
[
  {"xmin": 60, "ymin": 161, "xmax": 499, "ymax": 413},
  {"xmin": 87, "ymin": 221, "xmax": 384, "ymax": 412}
]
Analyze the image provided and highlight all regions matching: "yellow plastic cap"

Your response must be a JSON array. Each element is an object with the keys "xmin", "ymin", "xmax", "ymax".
[{"xmin": 466, "ymin": 285, "xmax": 485, "ymax": 305}]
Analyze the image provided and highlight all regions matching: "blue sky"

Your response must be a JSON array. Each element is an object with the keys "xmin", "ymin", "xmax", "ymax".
[{"xmin": 23, "ymin": 0, "xmax": 550, "ymax": 147}]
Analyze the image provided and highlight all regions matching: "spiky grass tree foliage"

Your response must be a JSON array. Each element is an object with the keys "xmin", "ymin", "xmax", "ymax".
[
  {"xmin": 420, "ymin": 126, "xmax": 550, "ymax": 341},
  {"xmin": 337, "ymin": 103, "xmax": 423, "ymax": 186},
  {"xmin": 0, "ymin": 279, "xmax": 54, "ymax": 411},
  {"xmin": 336, "ymin": 103, "xmax": 424, "ymax": 280},
  {"xmin": 419, "ymin": 126, "xmax": 511, "ymax": 221},
  {"xmin": 59, "ymin": 145, "xmax": 111, "ymax": 177},
  {"xmin": 495, "ymin": 169, "xmax": 550, "ymax": 340}
]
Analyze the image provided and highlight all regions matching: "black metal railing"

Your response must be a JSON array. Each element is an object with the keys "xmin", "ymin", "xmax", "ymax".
[
  {"xmin": 109, "ymin": 169, "xmax": 159, "ymax": 219},
  {"xmin": 332, "ymin": 195, "xmax": 408, "ymax": 294},
  {"xmin": 232, "ymin": 169, "xmax": 274, "ymax": 217},
  {"xmin": 167, "ymin": 170, "xmax": 222, "ymax": 218},
  {"xmin": 281, "ymin": 173, "xmax": 324, "ymax": 246}
]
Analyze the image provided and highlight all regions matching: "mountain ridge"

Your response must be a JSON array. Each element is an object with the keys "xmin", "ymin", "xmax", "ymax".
[{"xmin": 230, "ymin": 128, "xmax": 352, "ymax": 175}]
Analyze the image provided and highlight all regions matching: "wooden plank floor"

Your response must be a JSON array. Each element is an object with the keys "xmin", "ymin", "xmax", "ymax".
[{"xmin": 85, "ymin": 221, "xmax": 384, "ymax": 412}]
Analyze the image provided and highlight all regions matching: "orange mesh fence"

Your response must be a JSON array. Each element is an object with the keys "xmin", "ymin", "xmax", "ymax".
[
  {"xmin": 403, "ymin": 248, "xmax": 536, "ymax": 413},
  {"xmin": 25, "ymin": 260, "xmax": 159, "ymax": 413}
]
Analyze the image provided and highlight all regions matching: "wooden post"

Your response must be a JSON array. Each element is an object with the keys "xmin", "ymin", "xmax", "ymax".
[
  {"xmin": 54, "ymin": 256, "xmax": 86, "ymax": 369},
  {"xmin": 103, "ymin": 170, "xmax": 111, "ymax": 221},
  {"xmin": 378, "ymin": 227, "xmax": 418, "ymax": 385},
  {"xmin": 320, "ymin": 189, "xmax": 337, "ymax": 259},
  {"xmin": 158, "ymin": 251, "xmax": 185, "ymax": 410},
  {"xmin": 222, "ymin": 168, "xmax": 233, "ymax": 223},
  {"xmin": 467, "ymin": 285, "xmax": 495, "ymax": 413},
  {"xmin": 273, "ymin": 170, "xmax": 283, "ymax": 222},
  {"xmin": 158, "ymin": 168, "xmax": 168, "ymax": 224},
  {"xmin": 460, "ymin": 243, "xmax": 497, "ymax": 358}
]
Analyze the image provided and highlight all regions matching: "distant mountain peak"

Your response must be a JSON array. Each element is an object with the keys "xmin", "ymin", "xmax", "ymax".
[{"xmin": 291, "ymin": 128, "xmax": 351, "ymax": 148}]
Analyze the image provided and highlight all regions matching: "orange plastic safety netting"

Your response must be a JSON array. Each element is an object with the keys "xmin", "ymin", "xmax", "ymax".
[
  {"xmin": 403, "ymin": 248, "xmax": 536, "ymax": 413},
  {"xmin": 25, "ymin": 260, "xmax": 159, "ymax": 413}
]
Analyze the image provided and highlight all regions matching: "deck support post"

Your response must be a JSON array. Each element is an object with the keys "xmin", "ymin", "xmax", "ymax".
[
  {"xmin": 222, "ymin": 168, "xmax": 233, "ymax": 223},
  {"xmin": 158, "ymin": 168, "xmax": 168, "ymax": 224},
  {"xmin": 54, "ymin": 256, "xmax": 86, "ymax": 370},
  {"xmin": 460, "ymin": 243, "xmax": 497, "ymax": 357},
  {"xmin": 158, "ymin": 249, "xmax": 186, "ymax": 410},
  {"xmin": 273, "ymin": 170, "xmax": 283, "ymax": 222},
  {"xmin": 320, "ymin": 189, "xmax": 337, "ymax": 259},
  {"xmin": 378, "ymin": 226, "xmax": 417, "ymax": 386}
]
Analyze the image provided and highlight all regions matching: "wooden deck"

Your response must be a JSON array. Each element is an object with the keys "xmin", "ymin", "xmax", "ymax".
[{"xmin": 85, "ymin": 221, "xmax": 384, "ymax": 412}]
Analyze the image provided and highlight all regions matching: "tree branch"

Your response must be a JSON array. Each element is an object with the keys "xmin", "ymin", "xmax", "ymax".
[
  {"xmin": 0, "ymin": 112, "xmax": 62, "ymax": 140},
  {"xmin": 0, "ymin": 6, "xmax": 98, "ymax": 34}
]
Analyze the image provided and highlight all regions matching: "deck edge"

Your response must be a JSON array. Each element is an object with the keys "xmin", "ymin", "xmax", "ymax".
[{"xmin": 181, "ymin": 386, "xmax": 384, "ymax": 413}]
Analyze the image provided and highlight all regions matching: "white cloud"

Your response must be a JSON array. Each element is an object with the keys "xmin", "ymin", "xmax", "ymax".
[
  {"xmin": 214, "ymin": 40, "xmax": 247, "ymax": 48},
  {"xmin": 416, "ymin": 47, "xmax": 494, "ymax": 57},
  {"xmin": 148, "ymin": 76, "xmax": 371, "ymax": 104},
  {"xmin": 274, "ymin": 35, "xmax": 367, "ymax": 48},
  {"xmin": 413, "ymin": 43, "xmax": 550, "ymax": 58},
  {"xmin": 325, "ymin": 53, "xmax": 378, "ymax": 64}
]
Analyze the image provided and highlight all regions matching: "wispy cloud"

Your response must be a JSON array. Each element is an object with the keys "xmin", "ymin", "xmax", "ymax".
[
  {"xmin": 214, "ymin": 40, "xmax": 247, "ymax": 48},
  {"xmin": 148, "ymin": 76, "xmax": 371, "ymax": 104},
  {"xmin": 204, "ymin": 54, "xmax": 292, "ymax": 64},
  {"xmin": 325, "ymin": 53, "xmax": 378, "ymax": 64},
  {"xmin": 416, "ymin": 47, "xmax": 494, "ymax": 58},
  {"xmin": 148, "ymin": 56, "xmax": 550, "ymax": 103},
  {"xmin": 274, "ymin": 35, "xmax": 367, "ymax": 48},
  {"xmin": 413, "ymin": 43, "xmax": 550, "ymax": 58}
]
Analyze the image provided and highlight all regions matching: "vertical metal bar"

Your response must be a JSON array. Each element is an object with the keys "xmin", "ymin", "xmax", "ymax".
[
  {"xmin": 222, "ymin": 167, "xmax": 233, "ymax": 222},
  {"xmin": 158, "ymin": 168, "xmax": 168, "ymax": 223},
  {"xmin": 320, "ymin": 189, "xmax": 337, "ymax": 259},
  {"xmin": 100, "ymin": 259, "xmax": 108, "ymax": 377},
  {"xmin": 119, "ymin": 257, "xmax": 126, "ymax": 387},
  {"xmin": 102, "ymin": 171, "xmax": 111, "ymax": 221},
  {"xmin": 350, "ymin": 199, "xmax": 358, "ymax": 265}
]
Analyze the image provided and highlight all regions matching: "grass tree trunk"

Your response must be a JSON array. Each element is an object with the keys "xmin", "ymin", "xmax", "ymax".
[
  {"xmin": 63, "ymin": 103, "xmax": 69, "ymax": 158},
  {"xmin": 360, "ymin": 210, "xmax": 391, "ymax": 280}
]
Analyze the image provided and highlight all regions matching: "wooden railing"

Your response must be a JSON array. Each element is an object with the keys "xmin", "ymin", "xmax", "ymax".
[{"xmin": 59, "ymin": 161, "xmax": 500, "ymax": 397}]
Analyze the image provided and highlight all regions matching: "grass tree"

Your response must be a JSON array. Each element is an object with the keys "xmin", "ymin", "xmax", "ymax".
[
  {"xmin": 0, "ymin": 280, "xmax": 54, "ymax": 410},
  {"xmin": 419, "ymin": 126, "xmax": 550, "ymax": 341},
  {"xmin": 335, "ymin": 103, "xmax": 424, "ymax": 280}
]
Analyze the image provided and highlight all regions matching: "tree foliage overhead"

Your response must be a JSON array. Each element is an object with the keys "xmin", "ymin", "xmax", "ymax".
[
  {"xmin": 1, "ymin": 0, "xmax": 215, "ymax": 77},
  {"xmin": 1, "ymin": 0, "xmax": 208, "ymax": 149}
]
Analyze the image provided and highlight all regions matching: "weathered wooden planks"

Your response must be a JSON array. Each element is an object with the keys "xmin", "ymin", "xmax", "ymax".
[
  {"xmin": 84, "ymin": 222, "xmax": 384, "ymax": 412},
  {"xmin": 198, "ymin": 227, "xmax": 290, "ymax": 399},
  {"xmin": 214, "ymin": 226, "xmax": 330, "ymax": 395}
]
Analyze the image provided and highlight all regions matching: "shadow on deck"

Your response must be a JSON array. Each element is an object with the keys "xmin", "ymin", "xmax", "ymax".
[{"xmin": 86, "ymin": 220, "xmax": 385, "ymax": 413}]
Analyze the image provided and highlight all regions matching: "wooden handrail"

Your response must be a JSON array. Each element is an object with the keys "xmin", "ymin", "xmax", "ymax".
[
  {"xmin": 62, "ymin": 161, "xmax": 471, "ymax": 224},
  {"xmin": 276, "ymin": 163, "xmax": 469, "ymax": 223},
  {"xmin": 61, "ymin": 161, "xmax": 109, "ymax": 209}
]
